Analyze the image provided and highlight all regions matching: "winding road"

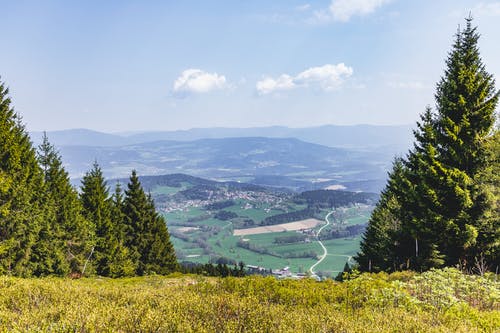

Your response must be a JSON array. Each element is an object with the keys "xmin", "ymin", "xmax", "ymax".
[{"xmin": 309, "ymin": 210, "xmax": 335, "ymax": 277}]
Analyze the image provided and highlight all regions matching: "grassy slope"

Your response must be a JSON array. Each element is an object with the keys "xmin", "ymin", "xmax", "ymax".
[{"xmin": 0, "ymin": 268, "xmax": 498, "ymax": 332}]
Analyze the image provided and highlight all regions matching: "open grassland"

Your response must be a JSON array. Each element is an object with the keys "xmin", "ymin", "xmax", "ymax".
[
  {"xmin": 0, "ymin": 268, "xmax": 498, "ymax": 332},
  {"xmin": 233, "ymin": 218, "xmax": 322, "ymax": 236}
]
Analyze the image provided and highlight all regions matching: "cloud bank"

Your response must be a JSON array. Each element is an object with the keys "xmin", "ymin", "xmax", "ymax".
[{"xmin": 256, "ymin": 63, "xmax": 353, "ymax": 95}]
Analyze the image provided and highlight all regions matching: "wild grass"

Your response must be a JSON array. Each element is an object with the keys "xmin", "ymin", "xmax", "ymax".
[{"xmin": 0, "ymin": 268, "xmax": 497, "ymax": 332}]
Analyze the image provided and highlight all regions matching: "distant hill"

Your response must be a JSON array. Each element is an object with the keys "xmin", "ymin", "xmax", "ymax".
[
  {"xmin": 57, "ymin": 137, "xmax": 391, "ymax": 192},
  {"xmin": 31, "ymin": 125, "xmax": 413, "ymax": 193},
  {"xmin": 31, "ymin": 124, "xmax": 413, "ymax": 150},
  {"xmin": 30, "ymin": 128, "xmax": 126, "ymax": 146},
  {"xmin": 115, "ymin": 173, "xmax": 271, "ymax": 194}
]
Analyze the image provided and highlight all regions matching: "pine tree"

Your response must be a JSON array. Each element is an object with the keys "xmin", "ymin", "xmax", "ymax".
[
  {"xmin": 397, "ymin": 107, "xmax": 447, "ymax": 270},
  {"xmin": 80, "ymin": 162, "xmax": 117, "ymax": 276},
  {"xmin": 37, "ymin": 134, "xmax": 95, "ymax": 274},
  {"xmin": 122, "ymin": 170, "xmax": 177, "ymax": 275},
  {"xmin": 357, "ymin": 17, "xmax": 498, "ymax": 272},
  {"xmin": 0, "ymin": 79, "xmax": 45, "ymax": 276},
  {"xmin": 122, "ymin": 170, "xmax": 148, "ymax": 273},
  {"xmin": 109, "ymin": 182, "xmax": 136, "ymax": 277},
  {"xmin": 142, "ymin": 193, "xmax": 177, "ymax": 274},
  {"xmin": 473, "ymin": 129, "xmax": 500, "ymax": 268},
  {"xmin": 429, "ymin": 17, "xmax": 498, "ymax": 266},
  {"xmin": 356, "ymin": 158, "xmax": 409, "ymax": 271}
]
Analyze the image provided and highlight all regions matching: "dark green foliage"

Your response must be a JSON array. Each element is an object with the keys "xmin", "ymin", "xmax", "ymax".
[
  {"xmin": 0, "ymin": 79, "xmax": 45, "ymax": 276},
  {"xmin": 335, "ymin": 262, "xmax": 353, "ymax": 281},
  {"xmin": 80, "ymin": 162, "xmax": 114, "ymax": 275},
  {"xmin": 319, "ymin": 223, "xmax": 366, "ymax": 240},
  {"xmin": 122, "ymin": 170, "xmax": 177, "ymax": 275},
  {"xmin": 274, "ymin": 234, "xmax": 307, "ymax": 244},
  {"xmin": 0, "ymin": 78, "xmax": 177, "ymax": 277},
  {"xmin": 214, "ymin": 210, "xmax": 238, "ymax": 221},
  {"xmin": 80, "ymin": 163, "xmax": 135, "ymax": 277},
  {"xmin": 356, "ymin": 159, "xmax": 408, "ymax": 272},
  {"xmin": 180, "ymin": 261, "xmax": 246, "ymax": 277},
  {"xmin": 37, "ymin": 134, "xmax": 95, "ymax": 275},
  {"xmin": 261, "ymin": 208, "xmax": 318, "ymax": 226},
  {"xmin": 295, "ymin": 190, "xmax": 378, "ymax": 207},
  {"xmin": 473, "ymin": 129, "xmax": 500, "ymax": 269},
  {"xmin": 357, "ymin": 18, "xmax": 499, "ymax": 272}
]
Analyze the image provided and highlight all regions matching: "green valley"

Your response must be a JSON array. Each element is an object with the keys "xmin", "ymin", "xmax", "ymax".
[{"xmin": 134, "ymin": 174, "xmax": 377, "ymax": 276}]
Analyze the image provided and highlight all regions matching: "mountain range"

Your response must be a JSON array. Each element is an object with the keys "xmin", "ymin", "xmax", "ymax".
[
  {"xmin": 31, "ymin": 124, "xmax": 413, "ymax": 149},
  {"xmin": 29, "ymin": 125, "xmax": 414, "ymax": 192}
]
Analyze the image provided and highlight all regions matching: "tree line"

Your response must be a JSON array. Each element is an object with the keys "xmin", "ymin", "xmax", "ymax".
[
  {"xmin": 0, "ymin": 86, "xmax": 177, "ymax": 277},
  {"xmin": 356, "ymin": 17, "xmax": 499, "ymax": 273}
]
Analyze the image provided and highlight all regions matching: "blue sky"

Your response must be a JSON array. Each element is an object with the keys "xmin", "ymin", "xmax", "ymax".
[{"xmin": 1, "ymin": 0, "xmax": 499, "ymax": 132}]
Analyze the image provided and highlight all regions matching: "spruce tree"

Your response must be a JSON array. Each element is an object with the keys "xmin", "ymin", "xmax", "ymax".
[
  {"xmin": 122, "ymin": 170, "xmax": 148, "ymax": 273},
  {"xmin": 80, "ymin": 162, "xmax": 117, "ymax": 276},
  {"xmin": 109, "ymin": 182, "xmax": 136, "ymax": 277},
  {"xmin": 430, "ymin": 17, "xmax": 498, "ymax": 266},
  {"xmin": 473, "ymin": 129, "xmax": 500, "ymax": 268},
  {"xmin": 37, "ymin": 134, "xmax": 95, "ymax": 274},
  {"xmin": 143, "ymin": 193, "xmax": 177, "ymax": 274},
  {"xmin": 0, "ymin": 79, "xmax": 45, "ymax": 276},
  {"xmin": 122, "ymin": 170, "xmax": 177, "ymax": 275},
  {"xmin": 356, "ymin": 159, "xmax": 408, "ymax": 271},
  {"xmin": 357, "ymin": 17, "xmax": 498, "ymax": 272}
]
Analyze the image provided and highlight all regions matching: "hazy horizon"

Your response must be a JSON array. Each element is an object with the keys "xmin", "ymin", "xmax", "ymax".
[{"xmin": 30, "ymin": 123, "xmax": 414, "ymax": 135}]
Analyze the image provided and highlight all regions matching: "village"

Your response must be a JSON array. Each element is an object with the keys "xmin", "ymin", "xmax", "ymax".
[{"xmin": 159, "ymin": 187, "xmax": 290, "ymax": 215}]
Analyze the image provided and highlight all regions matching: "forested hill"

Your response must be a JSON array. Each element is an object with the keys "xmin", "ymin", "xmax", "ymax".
[
  {"xmin": 295, "ymin": 190, "xmax": 378, "ymax": 207},
  {"xmin": 134, "ymin": 173, "xmax": 270, "ymax": 193},
  {"xmin": 50, "ymin": 136, "xmax": 393, "ymax": 193}
]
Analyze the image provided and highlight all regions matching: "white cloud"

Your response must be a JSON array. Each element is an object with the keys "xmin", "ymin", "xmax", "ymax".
[
  {"xmin": 173, "ymin": 69, "xmax": 227, "ymax": 95},
  {"xmin": 256, "ymin": 63, "xmax": 353, "ymax": 95},
  {"xmin": 295, "ymin": 63, "xmax": 353, "ymax": 90},
  {"xmin": 313, "ymin": 0, "xmax": 392, "ymax": 23},
  {"xmin": 256, "ymin": 74, "xmax": 295, "ymax": 95}
]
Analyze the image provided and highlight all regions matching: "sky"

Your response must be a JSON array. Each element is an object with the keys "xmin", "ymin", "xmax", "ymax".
[{"xmin": 0, "ymin": 0, "xmax": 499, "ymax": 132}]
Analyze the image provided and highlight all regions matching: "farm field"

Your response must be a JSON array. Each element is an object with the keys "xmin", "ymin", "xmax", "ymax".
[
  {"xmin": 144, "ymin": 175, "xmax": 378, "ymax": 275},
  {"xmin": 233, "ymin": 218, "xmax": 322, "ymax": 236},
  {"xmin": 162, "ymin": 196, "xmax": 373, "ymax": 275},
  {"xmin": 0, "ymin": 269, "xmax": 497, "ymax": 332}
]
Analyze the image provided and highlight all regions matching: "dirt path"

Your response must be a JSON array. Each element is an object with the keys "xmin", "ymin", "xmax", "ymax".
[{"xmin": 309, "ymin": 211, "xmax": 335, "ymax": 278}]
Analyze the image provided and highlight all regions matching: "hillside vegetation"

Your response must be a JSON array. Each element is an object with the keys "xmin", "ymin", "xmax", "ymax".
[{"xmin": 0, "ymin": 269, "xmax": 498, "ymax": 332}]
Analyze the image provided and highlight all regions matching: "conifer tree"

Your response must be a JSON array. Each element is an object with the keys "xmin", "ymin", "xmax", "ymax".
[
  {"xmin": 429, "ymin": 17, "xmax": 498, "ymax": 266},
  {"xmin": 122, "ymin": 170, "xmax": 177, "ymax": 275},
  {"xmin": 109, "ymin": 182, "xmax": 136, "ymax": 277},
  {"xmin": 80, "ymin": 162, "xmax": 117, "ymax": 276},
  {"xmin": 357, "ymin": 17, "xmax": 498, "ymax": 272},
  {"xmin": 473, "ymin": 129, "xmax": 499, "ymax": 268},
  {"xmin": 142, "ymin": 193, "xmax": 178, "ymax": 274},
  {"xmin": 111, "ymin": 182, "xmax": 126, "ymax": 242},
  {"xmin": 122, "ymin": 171, "xmax": 148, "ymax": 273},
  {"xmin": 0, "ymin": 79, "xmax": 45, "ymax": 276},
  {"xmin": 356, "ymin": 159, "xmax": 408, "ymax": 271},
  {"xmin": 37, "ymin": 134, "xmax": 95, "ymax": 274}
]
